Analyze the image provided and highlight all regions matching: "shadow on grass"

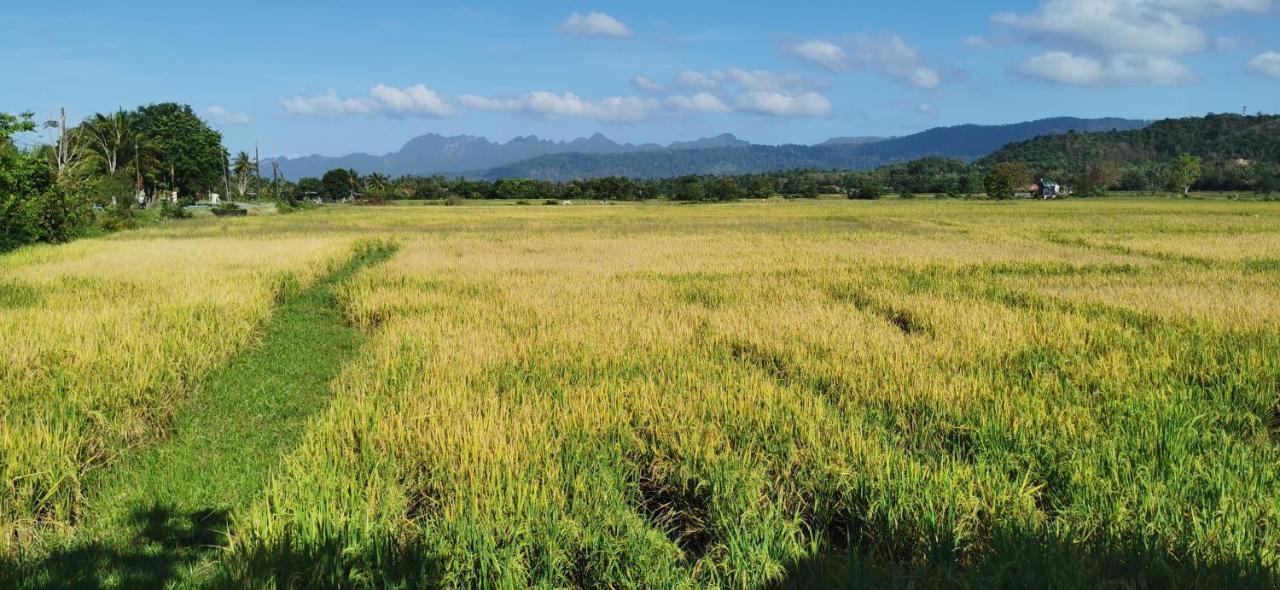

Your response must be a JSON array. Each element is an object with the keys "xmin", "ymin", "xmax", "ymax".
[
  {"xmin": 208, "ymin": 535, "xmax": 442, "ymax": 590},
  {"xmin": 3, "ymin": 505, "xmax": 229, "ymax": 590},
  {"xmin": 776, "ymin": 528, "xmax": 1279, "ymax": 590}
]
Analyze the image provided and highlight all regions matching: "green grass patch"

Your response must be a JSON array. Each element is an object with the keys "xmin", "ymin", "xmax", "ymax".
[{"xmin": 1, "ymin": 243, "xmax": 396, "ymax": 589}]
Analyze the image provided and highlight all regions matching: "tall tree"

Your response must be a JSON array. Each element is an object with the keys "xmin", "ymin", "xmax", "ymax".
[
  {"xmin": 131, "ymin": 103, "xmax": 224, "ymax": 198},
  {"xmin": 81, "ymin": 110, "xmax": 133, "ymax": 176},
  {"xmin": 232, "ymin": 151, "xmax": 255, "ymax": 199},
  {"xmin": 1170, "ymin": 154, "xmax": 1202, "ymax": 196},
  {"xmin": 320, "ymin": 168, "xmax": 357, "ymax": 201},
  {"xmin": 984, "ymin": 162, "xmax": 1031, "ymax": 200},
  {"xmin": 1077, "ymin": 160, "xmax": 1121, "ymax": 196}
]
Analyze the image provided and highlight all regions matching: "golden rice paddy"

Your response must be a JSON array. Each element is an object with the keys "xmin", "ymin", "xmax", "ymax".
[{"xmin": 3, "ymin": 198, "xmax": 1279, "ymax": 587}]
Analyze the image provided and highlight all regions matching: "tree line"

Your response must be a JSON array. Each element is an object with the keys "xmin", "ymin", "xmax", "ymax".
[
  {"xmin": 287, "ymin": 151, "xmax": 1238, "ymax": 205},
  {"xmin": 1, "ymin": 104, "xmax": 226, "ymax": 252},
  {"xmin": 4, "ymin": 105, "xmax": 1273, "ymax": 254}
]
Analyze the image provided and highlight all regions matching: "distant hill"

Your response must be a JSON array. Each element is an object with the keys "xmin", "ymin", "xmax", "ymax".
[
  {"xmin": 267, "ymin": 117, "xmax": 1148, "ymax": 181},
  {"xmin": 477, "ymin": 117, "xmax": 1149, "ymax": 181},
  {"xmin": 268, "ymin": 133, "xmax": 661, "ymax": 180},
  {"xmin": 980, "ymin": 113, "xmax": 1280, "ymax": 169},
  {"xmin": 269, "ymin": 133, "xmax": 747, "ymax": 180},
  {"xmin": 818, "ymin": 136, "xmax": 888, "ymax": 146},
  {"xmin": 668, "ymin": 133, "xmax": 752, "ymax": 150}
]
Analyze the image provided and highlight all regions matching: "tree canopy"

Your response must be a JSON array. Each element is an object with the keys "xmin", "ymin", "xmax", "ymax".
[{"xmin": 132, "ymin": 103, "xmax": 225, "ymax": 198}]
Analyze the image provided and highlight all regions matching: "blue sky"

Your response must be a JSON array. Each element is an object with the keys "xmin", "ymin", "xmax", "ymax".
[{"xmin": 4, "ymin": 0, "xmax": 1279, "ymax": 158}]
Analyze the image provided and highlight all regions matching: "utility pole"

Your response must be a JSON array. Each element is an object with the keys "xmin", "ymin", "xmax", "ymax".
[
  {"xmin": 271, "ymin": 160, "xmax": 281, "ymax": 202},
  {"xmin": 223, "ymin": 151, "xmax": 231, "ymax": 203},
  {"xmin": 59, "ymin": 108, "xmax": 67, "ymax": 176},
  {"xmin": 135, "ymin": 140, "xmax": 143, "ymax": 204},
  {"xmin": 254, "ymin": 143, "xmax": 262, "ymax": 202}
]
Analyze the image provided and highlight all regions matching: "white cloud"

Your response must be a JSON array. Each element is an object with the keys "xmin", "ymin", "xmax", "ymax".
[
  {"xmin": 460, "ymin": 91, "xmax": 658, "ymax": 122},
  {"xmin": 671, "ymin": 69, "xmax": 823, "ymax": 93},
  {"xmin": 993, "ymin": 0, "xmax": 1271, "ymax": 56},
  {"xmin": 734, "ymin": 91, "xmax": 831, "ymax": 117},
  {"xmin": 1016, "ymin": 51, "xmax": 1195, "ymax": 86},
  {"xmin": 368, "ymin": 84, "xmax": 455, "ymax": 116},
  {"xmin": 280, "ymin": 89, "xmax": 376, "ymax": 116},
  {"xmin": 789, "ymin": 40, "xmax": 848, "ymax": 69},
  {"xmin": 786, "ymin": 35, "xmax": 943, "ymax": 89},
  {"xmin": 632, "ymin": 75, "xmax": 665, "ymax": 93},
  {"xmin": 1248, "ymin": 52, "xmax": 1280, "ymax": 79},
  {"xmin": 667, "ymin": 92, "xmax": 732, "ymax": 113},
  {"xmin": 560, "ymin": 11, "xmax": 632, "ymax": 38},
  {"xmin": 674, "ymin": 70, "xmax": 724, "ymax": 90},
  {"xmin": 205, "ymin": 106, "xmax": 250, "ymax": 126},
  {"xmin": 281, "ymin": 85, "xmax": 455, "ymax": 117},
  {"xmin": 662, "ymin": 69, "xmax": 830, "ymax": 117},
  {"xmin": 917, "ymin": 103, "xmax": 938, "ymax": 116},
  {"xmin": 724, "ymin": 68, "xmax": 824, "ymax": 92}
]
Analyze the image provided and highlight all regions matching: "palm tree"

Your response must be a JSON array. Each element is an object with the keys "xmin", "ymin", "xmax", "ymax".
[
  {"xmin": 81, "ymin": 110, "xmax": 133, "ymax": 176},
  {"xmin": 42, "ymin": 108, "xmax": 89, "ymax": 183},
  {"xmin": 232, "ymin": 151, "xmax": 255, "ymax": 199}
]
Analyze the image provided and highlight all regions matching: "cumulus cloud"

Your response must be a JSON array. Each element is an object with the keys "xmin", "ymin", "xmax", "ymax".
[
  {"xmin": 280, "ymin": 90, "xmax": 375, "ymax": 116},
  {"xmin": 724, "ymin": 68, "xmax": 825, "ymax": 92},
  {"xmin": 281, "ymin": 85, "xmax": 455, "ymax": 117},
  {"xmin": 204, "ymin": 105, "xmax": 250, "ymax": 126},
  {"xmin": 1248, "ymin": 52, "xmax": 1280, "ymax": 79},
  {"xmin": 674, "ymin": 70, "xmax": 724, "ymax": 90},
  {"xmin": 671, "ymin": 68, "xmax": 822, "ymax": 92},
  {"xmin": 734, "ymin": 91, "xmax": 831, "ymax": 117},
  {"xmin": 657, "ymin": 68, "xmax": 830, "ymax": 117},
  {"xmin": 786, "ymin": 35, "xmax": 943, "ymax": 89},
  {"xmin": 459, "ymin": 91, "xmax": 658, "ymax": 122},
  {"xmin": 989, "ymin": 0, "xmax": 1271, "ymax": 87},
  {"xmin": 632, "ymin": 75, "xmax": 665, "ymax": 93},
  {"xmin": 560, "ymin": 11, "xmax": 632, "ymax": 38},
  {"xmin": 367, "ymin": 84, "xmax": 456, "ymax": 116},
  {"xmin": 993, "ymin": 0, "xmax": 1271, "ymax": 56},
  {"xmin": 917, "ymin": 103, "xmax": 938, "ymax": 117},
  {"xmin": 789, "ymin": 40, "xmax": 849, "ymax": 69},
  {"xmin": 667, "ymin": 92, "xmax": 732, "ymax": 113},
  {"xmin": 1016, "ymin": 51, "xmax": 1196, "ymax": 86}
]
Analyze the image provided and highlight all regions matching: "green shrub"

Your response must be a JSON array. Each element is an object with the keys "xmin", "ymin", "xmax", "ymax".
[{"xmin": 161, "ymin": 200, "xmax": 193, "ymax": 219}]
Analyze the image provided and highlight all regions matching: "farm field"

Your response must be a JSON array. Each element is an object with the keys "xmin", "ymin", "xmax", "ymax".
[{"xmin": 3, "ymin": 197, "xmax": 1280, "ymax": 588}]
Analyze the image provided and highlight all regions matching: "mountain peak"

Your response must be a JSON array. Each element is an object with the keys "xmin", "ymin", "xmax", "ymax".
[
  {"xmin": 267, "ymin": 117, "xmax": 1151, "ymax": 181},
  {"xmin": 668, "ymin": 133, "xmax": 751, "ymax": 150}
]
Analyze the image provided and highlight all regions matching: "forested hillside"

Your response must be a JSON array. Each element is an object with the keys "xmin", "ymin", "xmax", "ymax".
[{"xmin": 982, "ymin": 114, "xmax": 1280, "ymax": 191}]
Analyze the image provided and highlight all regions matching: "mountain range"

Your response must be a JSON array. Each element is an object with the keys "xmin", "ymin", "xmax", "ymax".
[{"xmin": 267, "ymin": 117, "xmax": 1149, "ymax": 181}]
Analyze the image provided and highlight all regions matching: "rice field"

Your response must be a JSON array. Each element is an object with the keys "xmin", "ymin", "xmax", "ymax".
[{"xmin": 3, "ymin": 198, "xmax": 1280, "ymax": 588}]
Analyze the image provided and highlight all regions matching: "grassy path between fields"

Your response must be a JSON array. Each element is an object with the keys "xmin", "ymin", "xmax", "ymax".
[{"xmin": 6, "ymin": 244, "xmax": 395, "ymax": 589}]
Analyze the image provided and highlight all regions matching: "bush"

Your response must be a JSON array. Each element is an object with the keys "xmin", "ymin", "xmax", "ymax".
[
  {"xmin": 100, "ymin": 203, "xmax": 142, "ymax": 231},
  {"xmin": 849, "ymin": 178, "xmax": 882, "ymax": 200},
  {"xmin": 160, "ymin": 200, "xmax": 192, "ymax": 219},
  {"xmin": 33, "ymin": 188, "xmax": 92, "ymax": 243},
  {"xmin": 984, "ymin": 162, "xmax": 1031, "ymax": 200},
  {"xmin": 444, "ymin": 195, "xmax": 465, "ymax": 207}
]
